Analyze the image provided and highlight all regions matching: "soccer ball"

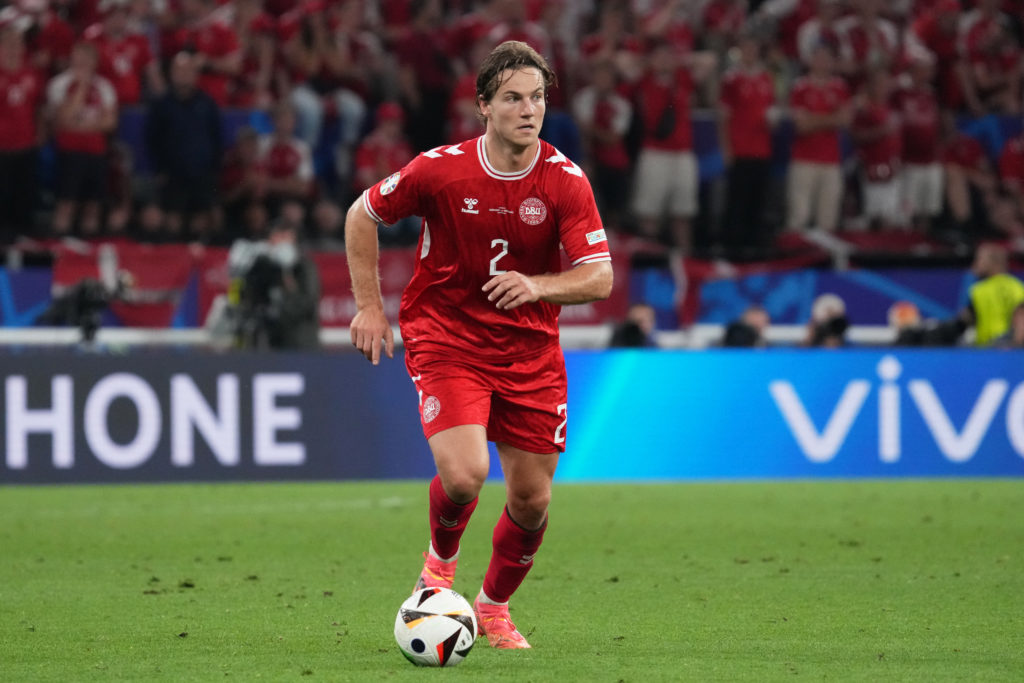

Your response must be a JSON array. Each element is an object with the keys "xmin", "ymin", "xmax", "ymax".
[{"xmin": 394, "ymin": 587, "xmax": 477, "ymax": 667}]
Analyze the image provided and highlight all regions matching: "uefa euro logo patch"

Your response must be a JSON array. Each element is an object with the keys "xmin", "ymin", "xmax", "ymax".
[
  {"xmin": 519, "ymin": 197, "xmax": 547, "ymax": 225},
  {"xmin": 380, "ymin": 172, "xmax": 401, "ymax": 196}
]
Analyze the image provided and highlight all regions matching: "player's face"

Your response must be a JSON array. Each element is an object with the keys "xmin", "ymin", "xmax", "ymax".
[{"xmin": 480, "ymin": 67, "xmax": 546, "ymax": 152}]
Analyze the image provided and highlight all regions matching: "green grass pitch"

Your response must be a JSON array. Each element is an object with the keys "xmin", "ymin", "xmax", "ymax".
[{"xmin": 2, "ymin": 480, "xmax": 1022, "ymax": 681}]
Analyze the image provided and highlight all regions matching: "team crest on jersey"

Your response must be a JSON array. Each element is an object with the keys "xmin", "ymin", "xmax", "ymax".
[
  {"xmin": 423, "ymin": 396, "xmax": 441, "ymax": 423},
  {"xmin": 380, "ymin": 172, "xmax": 401, "ymax": 196},
  {"xmin": 519, "ymin": 197, "xmax": 547, "ymax": 225}
]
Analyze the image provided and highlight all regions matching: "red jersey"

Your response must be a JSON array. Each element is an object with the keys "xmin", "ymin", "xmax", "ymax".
[
  {"xmin": 718, "ymin": 66, "xmax": 775, "ymax": 159},
  {"xmin": 354, "ymin": 131, "xmax": 414, "ymax": 192},
  {"xmin": 69, "ymin": 0, "xmax": 102, "ymax": 31},
  {"xmin": 362, "ymin": 137, "xmax": 611, "ymax": 361},
  {"xmin": 163, "ymin": 20, "xmax": 240, "ymax": 105},
  {"xmin": 894, "ymin": 85, "xmax": 940, "ymax": 164},
  {"xmin": 257, "ymin": 135, "xmax": 313, "ymax": 181},
  {"xmin": 487, "ymin": 21, "xmax": 550, "ymax": 61},
  {"xmin": 998, "ymin": 134, "xmax": 1024, "ymax": 193},
  {"xmin": 640, "ymin": 11, "xmax": 693, "ymax": 54},
  {"xmin": 446, "ymin": 74, "xmax": 481, "ymax": 144},
  {"xmin": 836, "ymin": 15, "xmax": 899, "ymax": 72},
  {"xmin": 394, "ymin": 26, "xmax": 451, "ymax": 93},
  {"xmin": 942, "ymin": 134, "xmax": 987, "ymax": 172},
  {"xmin": 579, "ymin": 32, "xmax": 643, "ymax": 62},
  {"xmin": 28, "ymin": 11, "xmax": 75, "ymax": 75},
  {"xmin": 636, "ymin": 69, "xmax": 694, "ymax": 152},
  {"xmin": 0, "ymin": 64, "xmax": 42, "ymax": 150},
  {"xmin": 797, "ymin": 19, "xmax": 842, "ymax": 66},
  {"xmin": 83, "ymin": 25, "xmax": 152, "ymax": 105},
  {"xmin": 789, "ymin": 75, "xmax": 850, "ymax": 164},
  {"xmin": 775, "ymin": 0, "xmax": 818, "ymax": 59},
  {"xmin": 959, "ymin": 10, "xmax": 1009, "ymax": 61},
  {"xmin": 911, "ymin": 14, "xmax": 959, "ymax": 62},
  {"xmin": 910, "ymin": 13, "xmax": 963, "ymax": 107},
  {"xmin": 852, "ymin": 101, "xmax": 902, "ymax": 181},
  {"xmin": 444, "ymin": 11, "xmax": 496, "ymax": 64},
  {"xmin": 966, "ymin": 36, "xmax": 1020, "ymax": 97},
  {"xmin": 46, "ymin": 71, "xmax": 117, "ymax": 154},
  {"xmin": 572, "ymin": 87, "xmax": 632, "ymax": 170},
  {"xmin": 703, "ymin": 0, "xmax": 746, "ymax": 36}
]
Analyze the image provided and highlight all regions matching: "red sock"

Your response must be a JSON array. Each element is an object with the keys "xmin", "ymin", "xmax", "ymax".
[
  {"xmin": 482, "ymin": 507, "xmax": 547, "ymax": 603},
  {"xmin": 429, "ymin": 475, "xmax": 478, "ymax": 560}
]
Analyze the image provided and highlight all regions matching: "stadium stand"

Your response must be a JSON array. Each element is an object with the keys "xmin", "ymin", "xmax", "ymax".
[{"xmin": 1, "ymin": 0, "xmax": 1023, "ymax": 346}]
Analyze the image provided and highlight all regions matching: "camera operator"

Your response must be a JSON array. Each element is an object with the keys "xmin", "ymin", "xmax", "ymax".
[
  {"xmin": 35, "ymin": 270, "xmax": 134, "ymax": 344},
  {"xmin": 233, "ymin": 216, "xmax": 321, "ymax": 350},
  {"xmin": 803, "ymin": 293, "xmax": 849, "ymax": 348}
]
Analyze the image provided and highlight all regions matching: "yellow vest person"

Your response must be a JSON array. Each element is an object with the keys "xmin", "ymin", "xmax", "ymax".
[
  {"xmin": 969, "ymin": 273, "xmax": 1024, "ymax": 345},
  {"xmin": 961, "ymin": 244, "xmax": 1024, "ymax": 346}
]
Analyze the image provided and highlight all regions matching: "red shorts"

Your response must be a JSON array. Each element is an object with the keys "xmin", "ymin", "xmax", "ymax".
[{"xmin": 404, "ymin": 345, "xmax": 569, "ymax": 454}]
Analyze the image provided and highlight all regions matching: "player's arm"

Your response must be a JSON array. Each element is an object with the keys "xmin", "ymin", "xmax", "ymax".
[
  {"xmin": 345, "ymin": 196, "xmax": 394, "ymax": 364},
  {"xmin": 483, "ymin": 261, "xmax": 613, "ymax": 311}
]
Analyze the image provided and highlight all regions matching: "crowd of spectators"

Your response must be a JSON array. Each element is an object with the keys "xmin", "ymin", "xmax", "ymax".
[{"xmin": 3, "ymin": 0, "xmax": 1024, "ymax": 256}]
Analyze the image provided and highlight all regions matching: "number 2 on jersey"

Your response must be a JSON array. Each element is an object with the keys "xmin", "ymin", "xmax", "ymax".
[
  {"xmin": 554, "ymin": 403, "xmax": 567, "ymax": 444},
  {"xmin": 489, "ymin": 238, "xmax": 509, "ymax": 275}
]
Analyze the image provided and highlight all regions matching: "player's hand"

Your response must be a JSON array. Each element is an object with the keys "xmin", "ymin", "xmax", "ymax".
[
  {"xmin": 483, "ymin": 271, "xmax": 542, "ymax": 311},
  {"xmin": 350, "ymin": 305, "xmax": 394, "ymax": 365}
]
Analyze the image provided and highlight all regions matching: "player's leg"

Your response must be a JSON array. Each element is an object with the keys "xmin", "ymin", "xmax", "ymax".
[
  {"xmin": 473, "ymin": 348, "xmax": 566, "ymax": 649},
  {"xmin": 474, "ymin": 443, "xmax": 557, "ymax": 649},
  {"xmin": 414, "ymin": 425, "xmax": 488, "ymax": 591},
  {"xmin": 407, "ymin": 352, "xmax": 492, "ymax": 592},
  {"xmin": 486, "ymin": 443, "xmax": 557, "ymax": 597}
]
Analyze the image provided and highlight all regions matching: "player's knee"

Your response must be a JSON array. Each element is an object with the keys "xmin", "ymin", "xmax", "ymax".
[
  {"xmin": 441, "ymin": 469, "xmax": 486, "ymax": 503},
  {"xmin": 507, "ymin": 488, "xmax": 550, "ymax": 528}
]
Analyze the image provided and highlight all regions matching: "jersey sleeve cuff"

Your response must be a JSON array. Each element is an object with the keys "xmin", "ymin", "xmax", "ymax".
[
  {"xmin": 571, "ymin": 252, "xmax": 612, "ymax": 266},
  {"xmin": 361, "ymin": 190, "xmax": 391, "ymax": 227}
]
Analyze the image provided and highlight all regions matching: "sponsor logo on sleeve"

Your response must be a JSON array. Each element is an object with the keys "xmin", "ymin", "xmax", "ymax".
[
  {"xmin": 380, "ymin": 172, "xmax": 401, "ymax": 195},
  {"xmin": 585, "ymin": 229, "xmax": 607, "ymax": 245},
  {"xmin": 519, "ymin": 197, "xmax": 547, "ymax": 225}
]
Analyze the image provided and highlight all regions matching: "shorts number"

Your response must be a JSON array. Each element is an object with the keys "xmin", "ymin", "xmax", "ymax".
[
  {"xmin": 489, "ymin": 238, "xmax": 509, "ymax": 275},
  {"xmin": 554, "ymin": 403, "xmax": 567, "ymax": 444}
]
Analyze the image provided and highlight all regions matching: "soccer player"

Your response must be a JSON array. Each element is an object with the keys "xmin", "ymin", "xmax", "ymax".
[{"xmin": 345, "ymin": 40, "xmax": 613, "ymax": 650}]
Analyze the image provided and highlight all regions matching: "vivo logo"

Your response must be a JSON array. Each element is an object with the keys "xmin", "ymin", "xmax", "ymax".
[
  {"xmin": 770, "ymin": 356, "xmax": 1024, "ymax": 463},
  {"xmin": 4, "ymin": 372, "xmax": 306, "ymax": 470}
]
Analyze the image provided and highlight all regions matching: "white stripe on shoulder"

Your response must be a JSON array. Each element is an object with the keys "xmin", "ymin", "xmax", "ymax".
[
  {"xmin": 361, "ymin": 190, "xmax": 388, "ymax": 226},
  {"xmin": 572, "ymin": 253, "xmax": 612, "ymax": 266}
]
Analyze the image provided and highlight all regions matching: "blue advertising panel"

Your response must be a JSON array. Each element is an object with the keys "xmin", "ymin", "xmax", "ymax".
[
  {"xmin": 2, "ymin": 350, "xmax": 1022, "ymax": 484},
  {"xmin": 0, "ymin": 352, "xmax": 436, "ymax": 484},
  {"xmin": 561, "ymin": 350, "xmax": 1024, "ymax": 480}
]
